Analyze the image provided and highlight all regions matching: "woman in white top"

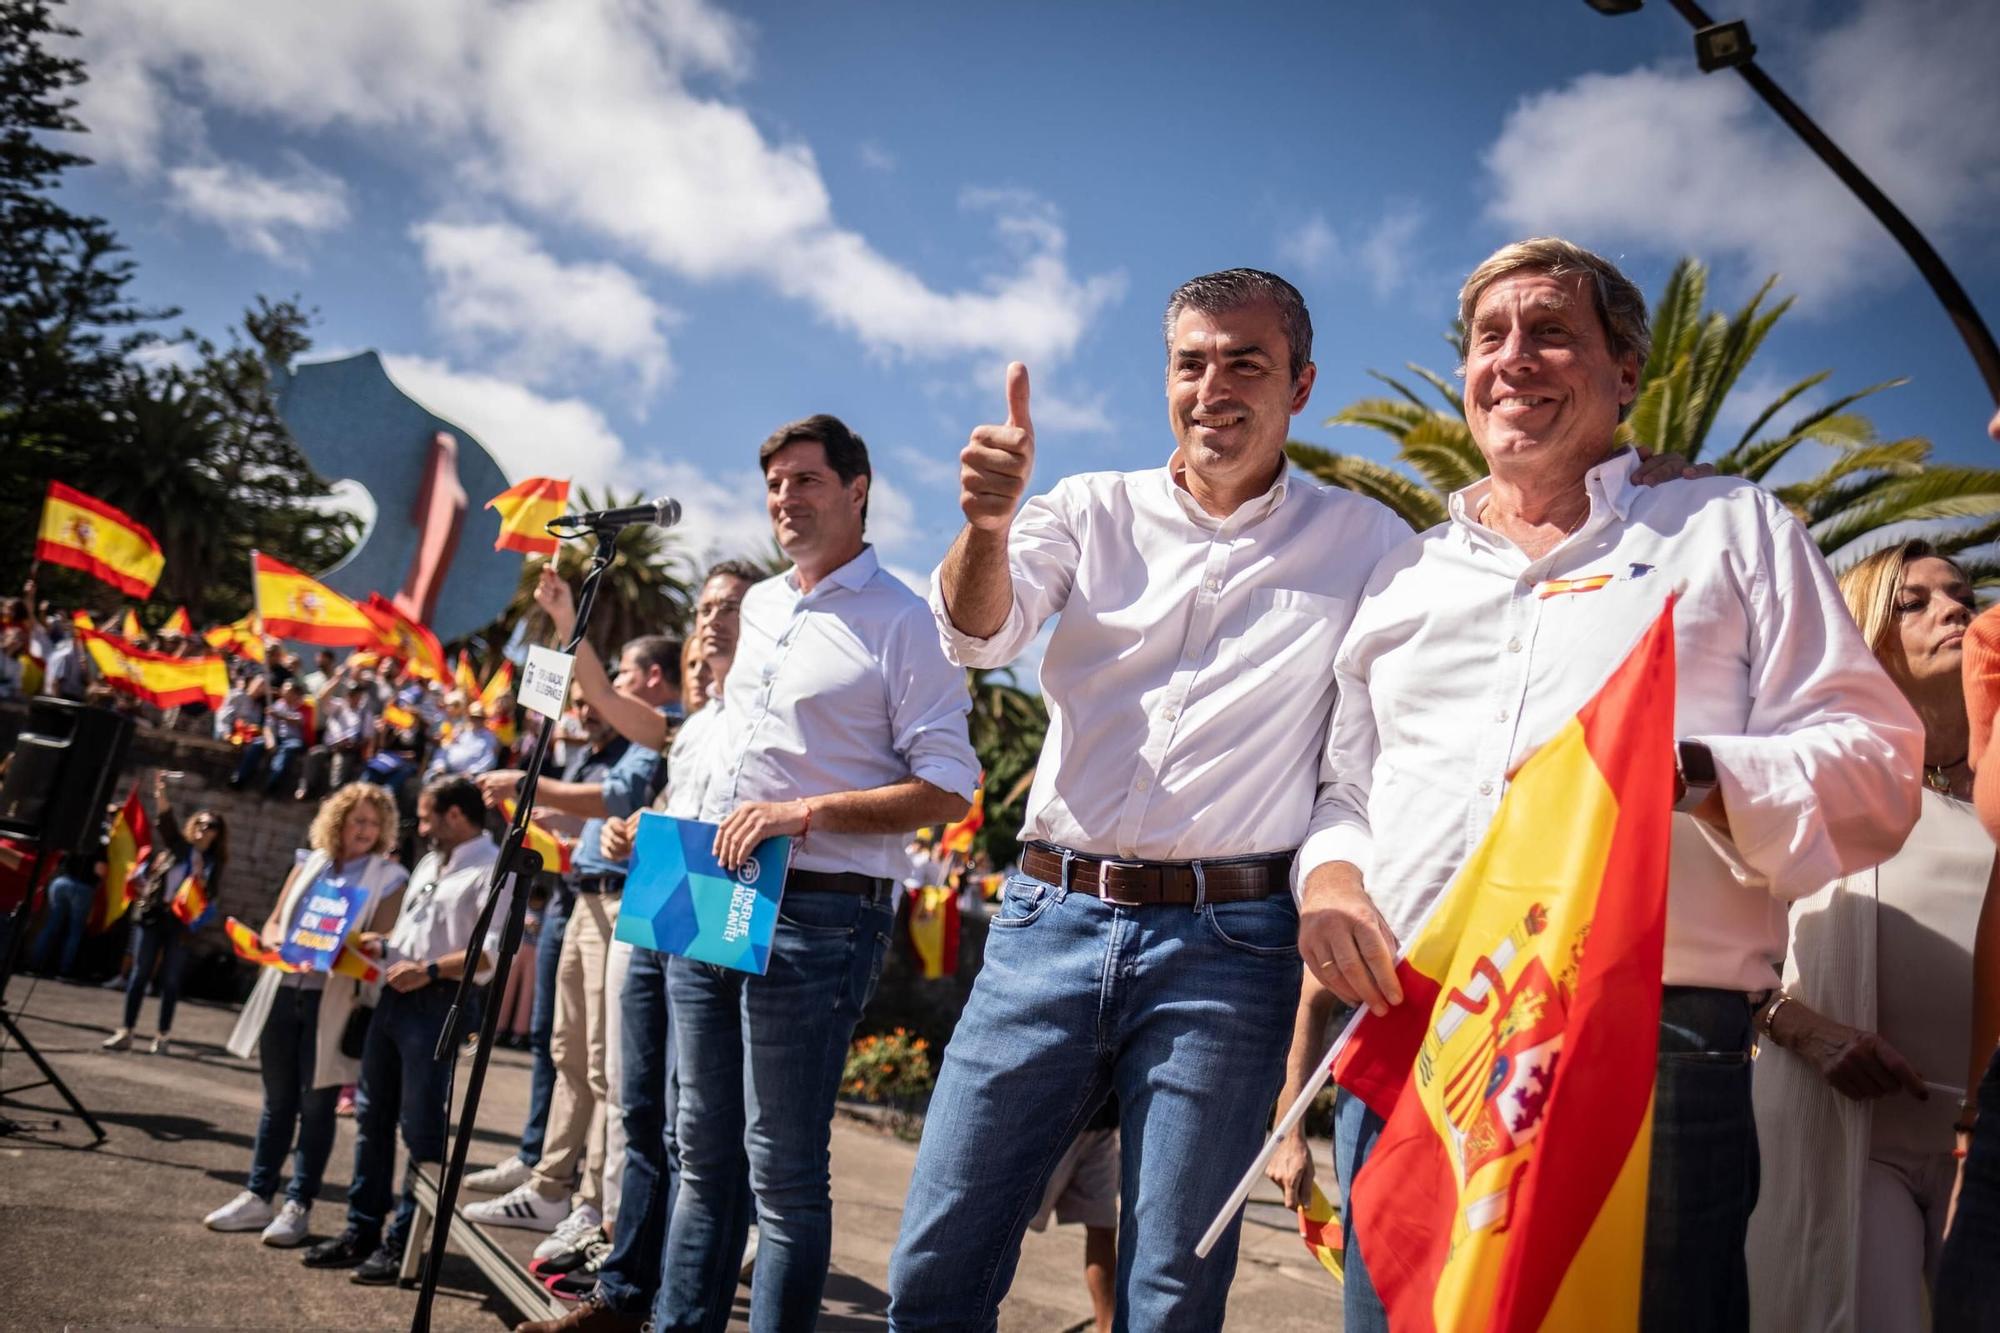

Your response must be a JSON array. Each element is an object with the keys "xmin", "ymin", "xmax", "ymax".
[
  {"xmin": 1749, "ymin": 540, "xmax": 1996, "ymax": 1331},
  {"xmin": 201, "ymin": 783, "xmax": 409, "ymax": 1247}
]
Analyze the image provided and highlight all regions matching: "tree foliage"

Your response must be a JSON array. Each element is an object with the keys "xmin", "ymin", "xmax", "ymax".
[{"xmin": 1288, "ymin": 257, "xmax": 2000, "ymax": 581}]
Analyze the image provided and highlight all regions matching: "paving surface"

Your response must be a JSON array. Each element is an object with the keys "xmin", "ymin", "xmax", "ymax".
[{"xmin": 0, "ymin": 976, "xmax": 1341, "ymax": 1331}]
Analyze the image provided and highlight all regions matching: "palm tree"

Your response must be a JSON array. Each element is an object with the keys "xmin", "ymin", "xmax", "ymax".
[
  {"xmin": 491, "ymin": 486, "xmax": 698, "ymax": 656},
  {"xmin": 1287, "ymin": 258, "xmax": 2000, "ymax": 580},
  {"xmin": 964, "ymin": 665, "xmax": 1049, "ymax": 861}
]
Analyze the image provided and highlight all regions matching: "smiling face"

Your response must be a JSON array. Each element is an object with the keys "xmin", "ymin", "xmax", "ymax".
[
  {"xmin": 1887, "ymin": 555, "xmax": 1974, "ymax": 692},
  {"xmin": 693, "ymin": 572, "xmax": 751, "ymax": 666},
  {"xmin": 1165, "ymin": 300, "xmax": 1314, "ymax": 498},
  {"xmin": 764, "ymin": 439, "xmax": 866, "ymax": 564},
  {"xmin": 1463, "ymin": 269, "xmax": 1638, "ymax": 487}
]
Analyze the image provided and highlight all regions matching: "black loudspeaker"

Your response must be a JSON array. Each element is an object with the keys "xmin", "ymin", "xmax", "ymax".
[{"xmin": 0, "ymin": 699, "xmax": 134, "ymax": 852}]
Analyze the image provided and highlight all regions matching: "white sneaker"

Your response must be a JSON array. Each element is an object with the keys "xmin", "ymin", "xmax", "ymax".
[
  {"xmin": 532, "ymin": 1203, "xmax": 603, "ymax": 1261},
  {"xmin": 100, "ymin": 1028, "xmax": 132, "ymax": 1052},
  {"xmin": 260, "ymin": 1199, "xmax": 311, "ymax": 1247},
  {"xmin": 463, "ymin": 1154, "xmax": 533, "ymax": 1194},
  {"xmin": 204, "ymin": 1190, "xmax": 275, "ymax": 1232},
  {"xmin": 151, "ymin": 1034, "xmax": 172, "ymax": 1055},
  {"xmin": 461, "ymin": 1182, "xmax": 566, "ymax": 1232}
]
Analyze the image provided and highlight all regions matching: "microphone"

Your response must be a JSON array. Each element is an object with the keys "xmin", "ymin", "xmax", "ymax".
[{"xmin": 546, "ymin": 496, "xmax": 682, "ymax": 535}]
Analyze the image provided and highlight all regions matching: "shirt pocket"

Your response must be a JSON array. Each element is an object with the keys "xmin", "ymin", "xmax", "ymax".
[{"xmin": 1235, "ymin": 588, "xmax": 1348, "ymax": 680}]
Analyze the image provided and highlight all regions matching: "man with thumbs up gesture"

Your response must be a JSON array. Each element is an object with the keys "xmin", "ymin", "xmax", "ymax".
[{"xmin": 889, "ymin": 271, "xmax": 1414, "ymax": 1330}]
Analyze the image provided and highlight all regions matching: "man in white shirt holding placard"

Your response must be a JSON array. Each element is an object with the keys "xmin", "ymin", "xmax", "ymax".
[
  {"xmin": 1296, "ymin": 237, "xmax": 1923, "ymax": 1333},
  {"xmin": 889, "ymin": 270, "xmax": 1412, "ymax": 1331}
]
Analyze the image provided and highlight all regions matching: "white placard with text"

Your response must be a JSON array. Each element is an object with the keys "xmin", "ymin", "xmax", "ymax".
[{"xmin": 519, "ymin": 646, "xmax": 576, "ymax": 721}]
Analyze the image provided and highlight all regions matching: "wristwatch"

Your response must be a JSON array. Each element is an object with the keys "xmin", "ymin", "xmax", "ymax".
[
  {"xmin": 1674, "ymin": 740, "xmax": 1718, "ymax": 814},
  {"xmin": 425, "ymin": 961, "xmax": 441, "ymax": 983}
]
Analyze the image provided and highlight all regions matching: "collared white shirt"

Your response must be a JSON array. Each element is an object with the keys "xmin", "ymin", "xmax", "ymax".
[
  {"xmin": 428, "ymin": 724, "xmax": 499, "ymax": 778},
  {"xmin": 704, "ymin": 548, "xmax": 978, "ymax": 881},
  {"xmin": 1300, "ymin": 451, "xmax": 1923, "ymax": 992},
  {"xmin": 386, "ymin": 832, "xmax": 506, "ymax": 982},
  {"xmin": 931, "ymin": 461, "xmax": 1410, "ymax": 861}
]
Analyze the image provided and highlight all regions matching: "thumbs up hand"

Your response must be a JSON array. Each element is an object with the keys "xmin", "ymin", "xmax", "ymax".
[{"xmin": 960, "ymin": 362, "xmax": 1035, "ymax": 532}]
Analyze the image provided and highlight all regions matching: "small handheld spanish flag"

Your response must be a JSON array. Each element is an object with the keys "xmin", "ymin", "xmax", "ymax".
[
  {"xmin": 118, "ymin": 607, "xmax": 144, "ymax": 641},
  {"xmin": 169, "ymin": 869, "xmax": 210, "ymax": 928},
  {"xmin": 504, "ymin": 799, "xmax": 573, "ymax": 876},
  {"xmin": 35, "ymin": 480, "xmax": 165, "ymax": 598},
  {"xmin": 907, "ymin": 885, "xmax": 960, "ymax": 980},
  {"xmin": 92, "ymin": 789, "xmax": 151, "ymax": 935},
  {"xmin": 487, "ymin": 477, "xmax": 571, "ymax": 556},
  {"xmin": 940, "ymin": 784, "xmax": 984, "ymax": 856},
  {"xmin": 161, "ymin": 606, "xmax": 194, "ymax": 638},
  {"xmin": 1299, "ymin": 1182, "xmax": 1345, "ymax": 1282}
]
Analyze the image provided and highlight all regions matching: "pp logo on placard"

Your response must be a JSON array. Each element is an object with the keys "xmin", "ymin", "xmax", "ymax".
[{"xmin": 734, "ymin": 859, "xmax": 762, "ymax": 887}]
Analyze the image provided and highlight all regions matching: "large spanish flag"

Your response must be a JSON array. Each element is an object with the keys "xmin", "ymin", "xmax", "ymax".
[
  {"xmin": 78, "ymin": 628, "xmax": 230, "ymax": 709},
  {"xmin": 486, "ymin": 477, "xmax": 570, "ymax": 556},
  {"xmin": 360, "ymin": 593, "xmax": 448, "ymax": 684},
  {"xmin": 1332, "ymin": 599, "xmax": 1675, "ymax": 1333},
  {"xmin": 92, "ymin": 789, "xmax": 151, "ymax": 934},
  {"xmin": 35, "ymin": 481, "xmax": 165, "ymax": 598},
  {"xmin": 252, "ymin": 552, "xmax": 377, "ymax": 647}
]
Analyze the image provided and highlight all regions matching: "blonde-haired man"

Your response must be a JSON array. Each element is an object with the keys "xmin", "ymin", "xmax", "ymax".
[{"xmin": 1297, "ymin": 237, "xmax": 1923, "ymax": 1331}]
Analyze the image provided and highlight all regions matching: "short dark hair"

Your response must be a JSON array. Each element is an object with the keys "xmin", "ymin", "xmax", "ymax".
[
  {"xmin": 1162, "ymin": 268, "xmax": 1314, "ymax": 381},
  {"xmin": 621, "ymin": 635, "xmax": 682, "ymax": 680},
  {"xmin": 703, "ymin": 559, "xmax": 764, "ymax": 586},
  {"xmin": 423, "ymin": 775, "xmax": 485, "ymax": 828},
  {"xmin": 757, "ymin": 414, "xmax": 872, "ymax": 527}
]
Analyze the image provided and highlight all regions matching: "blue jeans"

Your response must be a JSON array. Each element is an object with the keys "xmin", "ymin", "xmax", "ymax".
[
  {"xmin": 1332, "ymin": 1091, "xmax": 1390, "ymax": 1333},
  {"xmin": 595, "ymin": 945, "xmax": 753, "ymax": 1321},
  {"xmin": 658, "ymin": 888, "xmax": 893, "ymax": 1333},
  {"xmin": 346, "ymin": 985, "xmax": 462, "ymax": 1251},
  {"xmin": 1337, "ymin": 985, "xmax": 1757, "ymax": 1333},
  {"xmin": 33, "ymin": 874, "xmax": 95, "ymax": 977},
  {"xmin": 124, "ymin": 918, "xmax": 189, "ymax": 1032},
  {"xmin": 247, "ymin": 985, "xmax": 340, "ymax": 1206},
  {"xmin": 234, "ymin": 738, "xmax": 305, "ymax": 793},
  {"xmin": 888, "ymin": 871, "xmax": 1301, "ymax": 1332},
  {"xmin": 1932, "ymin": 1043, "xmax": 2000, "ymax": 1330},
  {"xmin": 519, "ymin": 884, "xmax": 572, "ymax": 1166}
]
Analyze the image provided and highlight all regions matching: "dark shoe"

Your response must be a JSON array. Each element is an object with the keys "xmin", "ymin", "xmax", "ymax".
[
  {"xmin": 350, "ymin": 1242, "xmax": 405, "ymax": 1286},
  {"xmin": 516, "ymin": 1296, "xmax": 644, "ymax": 1333},
  {"xmin": 301, "ymin": 1227, "xmax": 377, "ymax": 1269}
]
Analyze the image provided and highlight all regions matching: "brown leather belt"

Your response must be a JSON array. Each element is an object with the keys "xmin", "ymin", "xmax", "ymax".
[
  {"xmin": 789, "ymin": 869, "xmax": 892, "ymax": 898},
  {"xmin": 1021, "ymin": 843, "xmax": 1292, "ymax": 906}
]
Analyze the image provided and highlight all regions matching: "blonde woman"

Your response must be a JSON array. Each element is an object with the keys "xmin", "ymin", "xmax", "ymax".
[
  {"xmin": 1749, "ymin": 540, "xmax": 1997, "ymax": 1331},
  {"xmin": 202, "ymin": 783, "xmax": 409, "ymax": 1247}
]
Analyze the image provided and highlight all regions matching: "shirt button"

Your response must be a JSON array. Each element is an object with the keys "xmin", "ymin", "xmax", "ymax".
[
  {"xmin": 1507, "ymin": 637, "xmax": 1523, "ymax": 653},
  {"xmin": 1135, "ymin": 775, "xmax": 1151, "ymax": 791},
  {"xmin": 1479, "ymin": 780, "xmax": 1494, "ymax": 796},
  {"xmin": 1204, "ymin": 578, "xmax": 1221, "ymax": 593},
  {"xmin": 1162, "ymin": 706, "xmax": 1178, "ymax": 722},
  {"xmin": 1495, "ymin": 708, "xmax": 1509, "ymax": 722}
]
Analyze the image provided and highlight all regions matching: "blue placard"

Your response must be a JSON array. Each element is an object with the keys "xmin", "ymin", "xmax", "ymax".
[
  {"xmin": 614, "ymin": 813, "xmax": 790, "ymax": 975},
  {"xmin": 279, "ymin": 874, "xmax": 369, "ymax": 973}
]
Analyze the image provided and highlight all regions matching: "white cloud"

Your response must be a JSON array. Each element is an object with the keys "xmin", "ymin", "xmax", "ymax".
[
  {"xmin": 376, "ymin": 353, "xmax": 774, "ymax": 568},
  {"xmin": 1276, "ymin": 205, "xmax": 1424, "ymax": 297},
  {"xmin": 858, "ymin": 141, "xmax": 896, "ymax": 173},
  {"xmin": 412, "ymin": 219, "xmax": 675, "ymax": 394},
  {"xmin": 165, "ymin": 155, "xmax": 349, "ymax": 261},
  {"xmin": 890, "ymin": 443, "xmax": 961, "ymax": 491},
  {"xmin": 70, "ymin": 0, "xmax": 1120, "ymax": 367},
  {"xmin": 1481, "ymin": 0, "xmax": 2000, "ymax": 303}
]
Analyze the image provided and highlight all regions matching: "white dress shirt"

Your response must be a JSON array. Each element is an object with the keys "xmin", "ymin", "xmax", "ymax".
[
  {"xmin": 703, "ymin": 548, "xmax": 979, "ymax": 881},
  {"xmin": 931, "ymin": 461, "xmax": 1410, "ymax": 861},
  {"xmin": 663, "ymin": 698, "xmax": 724, "ymax": 819},
  {"xmin": 385, "ymin": 832, "xmax": 507, "ymax": 983},
  {"xmin": 1300, "ymin": 451, "xmax": 1923, "ymax": 992}
]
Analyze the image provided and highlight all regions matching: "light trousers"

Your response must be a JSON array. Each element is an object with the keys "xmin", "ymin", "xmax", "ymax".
[{"xmin": 529, "ymin": 890, "xmax": 621, "ymax": 1209}]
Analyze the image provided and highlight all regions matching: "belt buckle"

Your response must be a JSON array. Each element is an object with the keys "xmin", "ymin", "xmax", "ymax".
[{"xmin": 1094, "ymin": 860, "xmax": 1146, "ymax": 908}]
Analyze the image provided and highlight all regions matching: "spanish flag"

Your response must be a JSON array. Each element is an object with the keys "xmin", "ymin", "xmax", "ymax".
[
  {"xmin": 906, "ymin": 885, "xmax": 960, "ymax": 980},
  {"xmin": 360, "ymin": 594, "xmax": 448, "ymax": 684},
  {"xmin": 118, "ymin": 607, "xmax": 144, "ymax": 641},
  {"xmin": 480, "ymin": 659, "xmax": 515, "ymax": 711},
  {"xmin": 92, "ymin": 789, "xmax": 151, "ymax": 935},
  {"xmin": 78, "ymin": 628, "xmax": 230, "ymax": 709},
  {"xmin": 169, "ymin": 867, "xmax": 210, "ymax": 928},
  {"xmin": 454, "ymin": 650, "xmax": 482, "ymax": 700},
  {"xmin": 224, "ymin": 917, "xmax": 381, "ymax": 983},
  {"xmin": 252, "ymin": 551, "xmax": 377, "ymax": 647},
  {"xmin": 35, "ymin": 481, "xmax": 165, "ymax": 598},
  {"xmin": 1332, "ymin": 599, "xmax": 1674, "ymax": 1333},
  {"xmin": 1299, "ymin": 1183, "xmax": 1346, "ymax": 1282},
  {"xmin": 204, "ymin": 614, "xmax": 267, "ymax": 664},
  {"xmin": 486, "ymin": 477, "xmax": 570, "ymax": 556},
  {"xmin": 504, "ymin": 799, "xmax": 573, "ymax": 876},
  {"xmin": 940, "ymin": 784, "xmax": 984, "ymax": 856},
  {"xmin": 382, "ymin": 700, "xmax": 417, "ymax": 731},
  {"xmin": 161, "ymin": 606, "xmax": 194, "ymax": 638}
]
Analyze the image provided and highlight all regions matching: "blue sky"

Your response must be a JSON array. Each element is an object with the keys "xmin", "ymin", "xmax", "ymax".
[{"xmin": 55, "ymin": 0, "xmax": 2000, "ymax": 647}]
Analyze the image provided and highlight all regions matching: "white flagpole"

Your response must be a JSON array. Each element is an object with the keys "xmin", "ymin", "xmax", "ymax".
[{"xmin": 1194, "ymin": 1004, "xmax": 1367, "ymax": 1260}]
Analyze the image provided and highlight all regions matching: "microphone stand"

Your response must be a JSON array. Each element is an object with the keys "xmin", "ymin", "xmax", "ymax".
[{"xmin": 410, "ymin": 528, "xmax": 619, "ymax": 1332}]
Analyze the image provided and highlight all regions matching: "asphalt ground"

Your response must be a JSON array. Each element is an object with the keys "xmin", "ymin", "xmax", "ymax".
[{"xmin": 0, "ymin": 975, "xmax": 1340, "ymax": 1331}]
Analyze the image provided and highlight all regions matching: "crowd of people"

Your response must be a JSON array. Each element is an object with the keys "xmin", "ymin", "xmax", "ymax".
[{"xmin": 7, "ymin": 239, "xmax": 2000, "ymax": 1333}]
